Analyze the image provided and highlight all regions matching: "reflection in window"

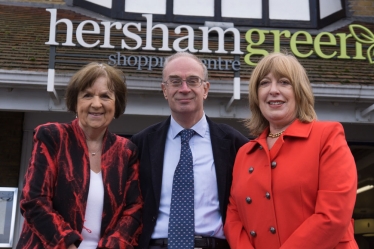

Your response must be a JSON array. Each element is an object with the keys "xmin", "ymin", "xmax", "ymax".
[
  {"xmin": 0, "ymin": 189, "xmax": 17, "ymax": 245},
  {"xmin": 84, "ymin": 0, "xmax": 112, "ymax": 9},
  {"xmin": 320, "ymin": 0, "xmax": 342, "ymax": 19},
  {"xmin": 222, "ymin": 0, "xmax": 262, "ymax": 19},
  {"xmin": 174, "ymin": 0, "xmax": 214, "ymax": 17},
  {"xmin": 269, "ymin": 0, "xmax": 310, "ymax": 21},
  {"xmin": 0, "ymin": 199, "xmax": 5, "ymax": 234},
  {"xmin": 125, "ymin": 0, "xmax": 166, "ymax": 14}
]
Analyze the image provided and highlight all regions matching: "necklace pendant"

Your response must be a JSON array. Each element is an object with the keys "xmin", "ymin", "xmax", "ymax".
[{"xmin": 91, "ymin": 152, "xmax": 96, "ymax": 156}]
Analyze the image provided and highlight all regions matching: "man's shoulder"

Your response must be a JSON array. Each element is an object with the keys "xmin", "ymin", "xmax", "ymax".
[
  {"xmin": 208, "ymin": 118, "xmax": 247, "ymax": 139},
  {"xmin": 131, "ymin": 117, "xmax": 170, "ymax": 142},
  {"xmin": 211, "ymin": 121, "xmax": 238, "ymax": 132}
]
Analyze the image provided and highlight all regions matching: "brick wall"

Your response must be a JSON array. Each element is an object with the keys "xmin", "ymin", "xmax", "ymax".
[
  {"xmin": 349, "ymin": 0, "xmax": 374, "ymax": 17},
  {"xmin": 0, "ymin": 111, "xmax": 24, "ymax": 187}
]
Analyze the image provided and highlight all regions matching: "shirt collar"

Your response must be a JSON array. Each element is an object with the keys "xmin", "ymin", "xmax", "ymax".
[
  {"xmin": 170, "ymin": 114, "xmax": 208, "ymax": 139},
  {"xmin": 245, "ymin": 119, "xmax": 314, "ymax": 153}
]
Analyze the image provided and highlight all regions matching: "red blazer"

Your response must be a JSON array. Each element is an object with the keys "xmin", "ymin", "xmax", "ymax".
[
  {"xmin": 224, "ymin": 120, "xmax": 358, "ymax": 249},
  {"xmin": 17, "ymin": 119, "xmax": 143, "ymax": 249}
]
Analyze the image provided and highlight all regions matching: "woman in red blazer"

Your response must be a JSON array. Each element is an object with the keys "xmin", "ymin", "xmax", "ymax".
[
  {"xmin": 17, "ymin": 63, "xmax": 142, "ymax": 249},
  {"xmin": 224, "ymin": 52, "xmax": 358, "ymax": 249}
]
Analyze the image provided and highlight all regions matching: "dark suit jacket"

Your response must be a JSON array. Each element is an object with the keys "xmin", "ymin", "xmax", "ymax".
[{"xmin": 131, "ymin": 116, "xmax": 248, "ymax": 249}]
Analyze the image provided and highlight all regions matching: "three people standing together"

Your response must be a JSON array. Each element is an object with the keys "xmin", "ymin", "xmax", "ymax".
[{"xmin": 17, "ymin": 52, "xmax": 358, "ymax": 249}]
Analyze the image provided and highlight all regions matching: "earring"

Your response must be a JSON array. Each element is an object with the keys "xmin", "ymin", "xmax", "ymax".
[{"xmin": 76, "ymin": 114, "xmax": 78, "ymax": 118}]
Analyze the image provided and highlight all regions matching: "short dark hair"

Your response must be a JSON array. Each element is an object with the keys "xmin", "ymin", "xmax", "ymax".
[{"xmin": 65, "ymin": 62, "xmax": 127, "ymax": 118}]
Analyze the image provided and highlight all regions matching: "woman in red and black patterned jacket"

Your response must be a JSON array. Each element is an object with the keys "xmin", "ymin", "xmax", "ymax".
[{"xmin": 17, "ymin": 62, "xmax": 143, "ymax": 249}]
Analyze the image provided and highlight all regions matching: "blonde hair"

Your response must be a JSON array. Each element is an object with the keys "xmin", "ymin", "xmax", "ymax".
[{"xmin": 245, "ymin": 52, "xmax": 317, "ymax": 136}]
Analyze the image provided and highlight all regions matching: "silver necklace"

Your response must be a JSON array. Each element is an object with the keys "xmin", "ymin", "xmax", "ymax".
[
  {"xmin": 90, "ymin": 148, "xmax": 100, "ymax": 156},
  {"xmin": 88, "ymin": 144, "xmax": 101, "ymax": 156}
]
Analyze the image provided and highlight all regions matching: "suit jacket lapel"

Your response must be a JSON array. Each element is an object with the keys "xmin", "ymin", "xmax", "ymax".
[
  {"xmin": 147, "ymin": 117, "xmax": 171, "ymax": 207},
  {"xmin": 207, "ymin": 117, "xmax": 232, "ymax": 214}
]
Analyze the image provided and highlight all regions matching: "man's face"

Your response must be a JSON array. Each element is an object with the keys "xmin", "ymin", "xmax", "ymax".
[{"xmin": 162, "ymin": 56, "xmax": 210, "ymax": 120}]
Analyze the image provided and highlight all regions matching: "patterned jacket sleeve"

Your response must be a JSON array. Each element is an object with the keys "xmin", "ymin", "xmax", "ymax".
[
  {"xmin": 19, "ymin": 124, "xmax": 82, "ymax": 249},
  {"xmin": 99, "ymin": 141, "xmax": 143, "ymax": 249}
]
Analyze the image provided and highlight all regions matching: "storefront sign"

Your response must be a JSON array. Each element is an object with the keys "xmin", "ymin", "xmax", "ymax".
[
  {"xmin": 108, "ymin": 53, "xmax": 241, "ymax": 71},
  {"xmin": 244, "ymin": 25, "xmax": 374, "ymax": 65},
  {"xmin": 45, "ymin": 9, "xmax": 374, "ymax": 67}
]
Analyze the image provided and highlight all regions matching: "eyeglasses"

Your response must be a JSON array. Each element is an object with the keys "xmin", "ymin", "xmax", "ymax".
[{"xmin": 163, "ymin": 76, "xmax": 205, "ymax": 88}]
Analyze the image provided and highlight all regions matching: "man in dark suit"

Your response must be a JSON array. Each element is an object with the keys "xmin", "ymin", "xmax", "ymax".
[{"xmin": 131, "ymin": 52, "xmax": 248, "ymax": 249}]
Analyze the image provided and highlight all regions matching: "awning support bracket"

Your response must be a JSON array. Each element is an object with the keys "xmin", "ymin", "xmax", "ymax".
[
  {"xmin": 47, "ymin": 43, "xmax": 60, "ymax": 105},
  {"xmin": 225, "ymin": 77, "xmax": 241, "ymax": 112},
  {"xmin": 361, "ymin": 103, "xmax": 374, "ymax": 117},
  {"xmin": 225, "ymin": 60, "xmax": 241, "ymax": 112}
]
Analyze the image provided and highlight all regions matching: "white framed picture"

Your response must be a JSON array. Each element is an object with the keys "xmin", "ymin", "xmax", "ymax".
[{"xmin": 0, "ymin": 187, "xmax": 18, "ymax": 248}]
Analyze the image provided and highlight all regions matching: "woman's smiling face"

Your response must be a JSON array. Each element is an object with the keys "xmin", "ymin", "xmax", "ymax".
[
  {"xmin": 76, "ymin": 76, "xmax": 116, "ymax": 132},
  {"xmin": 258, "ymin": 72, "xmax": 296, "ymax": 128}
]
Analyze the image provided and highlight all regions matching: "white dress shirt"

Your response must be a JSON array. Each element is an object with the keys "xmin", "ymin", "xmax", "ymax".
[{"xmin": 151, "ymin": 114, "xmax": 225, "ymax": 239}]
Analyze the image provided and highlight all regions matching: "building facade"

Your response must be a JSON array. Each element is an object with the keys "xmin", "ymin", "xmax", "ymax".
[{"xmin": 0, "ymin": 0, "xmax": 374, "ymax": 248}]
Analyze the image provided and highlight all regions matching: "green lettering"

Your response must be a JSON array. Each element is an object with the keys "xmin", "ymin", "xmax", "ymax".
[
  {"xmin": 290, "ymin": 31, "xmax": 313, "ymax": 58},
  {"xmin": 244, "ymin": 29, "xmax": 269, "ymax": 66},
  {"xmin": 314, "ymin": 32, "xmax": 337, "ymax": 59},
  {"xmin": 270, "ymin": 30, "xmax": 291, "ymax": 52},
  {"xmin": 335, "ymin": 33, "xmax": 351, "ymax": 59},
  {"xmin": 353, "ymin": 42, "xmax": 366, "ymax": 60}
]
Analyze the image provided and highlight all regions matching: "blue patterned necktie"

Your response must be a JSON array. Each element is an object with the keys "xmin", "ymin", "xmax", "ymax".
[{"xmin": 168, "ymin": 129, "xmax": 195, "ymax": 249}]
